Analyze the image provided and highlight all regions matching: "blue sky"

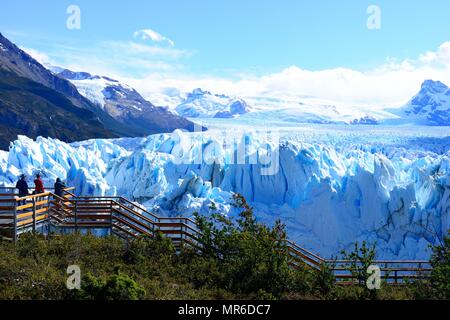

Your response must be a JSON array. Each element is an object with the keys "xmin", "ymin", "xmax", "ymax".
[
  {"xmin": 1, "ymin": 0, "xmax": 450, "ymax": 105},
  {"xmin": 2, "ymin": 0, "xmax": 450, "ymax": 73}
]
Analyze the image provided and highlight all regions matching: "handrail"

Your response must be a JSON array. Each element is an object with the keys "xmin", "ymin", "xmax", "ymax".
[
  {"xmin": 75, "ymin": 196, "xmax": 162, "ymax": 221},
  {"xmin": 331, "ymin": 259, "xmax": 430, "ymax": 264},
  {"xmin": 0, "ymin": 186, "xmax": 75, "ymax": 190},
  {"xmin": 285, "ymin": 239, "xmax": 325, "ymax": 262},
  {"xmin": 7, "ymin": 187, "xmax": 75, "ymax": 202},
  {"xmin": 15, "ymin": 192, "xmax": 52, "ymax": 202},
  {"xmin": 75, "ymin": 196, "xmax": 201, "ymax": 237}
]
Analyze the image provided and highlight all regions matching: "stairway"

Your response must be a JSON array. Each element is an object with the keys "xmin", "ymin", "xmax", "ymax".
[{"xmin": 0, "ymin": 187, "xmax": 432, "ymax": 284}]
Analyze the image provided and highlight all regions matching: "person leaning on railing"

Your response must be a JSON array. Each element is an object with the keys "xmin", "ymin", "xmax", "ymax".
[
  {"xmin": 15, "ymin": 174, "xmax": 29, "ymax": 205},
  {"xmin": 34, "ymin": 174, "xmax": 45, "ymax": 202},
  {"xmin": 34, "ymin": 174, "xmax": 45, "ymax": 194},
  {"xmin": 54, "ymin": 178, "xmax": 66, "ymax": 199}
]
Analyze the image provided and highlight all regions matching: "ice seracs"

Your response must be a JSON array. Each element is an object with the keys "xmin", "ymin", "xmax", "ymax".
[{"xmin": 0, "ymin": 128, "xmax": 448, "ymax": 260}]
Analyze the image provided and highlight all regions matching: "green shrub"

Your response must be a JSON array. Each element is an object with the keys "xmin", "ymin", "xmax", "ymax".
[
  {"xmin": 313, "ymin": 261, "xmax": 336, "ymax": 297},
  {"xmin": 429, "ymin": 231, "xmax": 450, "ymax": 299},
  {"xmin": 124, "ymin": 233, "xmax": 175, "ymax": 264},
  {"xmin": 412, "ymin": 231, "xmax": 450, "ymax": 300},
  {"xmin": 78, "ymin": 271, "xmax": 146, "ymax": 300},
  {"xmin": 193, "ymin": 194, "xmax": 292, "ymax": 298}
]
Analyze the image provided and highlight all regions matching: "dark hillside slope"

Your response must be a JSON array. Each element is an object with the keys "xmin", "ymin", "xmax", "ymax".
[
  {"xmin": 0, "ymin": 32, "xmax": 145, "ymax": 137},
  {"xmin": 0, "ymin": 70, "xmax": 114, "ymax": 150}
]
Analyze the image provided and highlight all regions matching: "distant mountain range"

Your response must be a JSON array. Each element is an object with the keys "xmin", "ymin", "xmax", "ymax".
[
  {"xmin": 56, "ymin": 72, "xmax": 252, "ymax": 120},
  {"xmin": 224, "ymin": 81, "xmax": 450, "ymax": 126},
  {"xmin": 0, "ymin": 33, "xmax": 198, "ymax": 150},
  {"xmin": 149, "ymin": 82, "xmax": 450, "ymax": 126}
]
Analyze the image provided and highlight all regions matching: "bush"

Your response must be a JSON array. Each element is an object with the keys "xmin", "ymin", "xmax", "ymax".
[
  {"xmin": 193, "ymin": 194, "xmax": 292, "ymax": 298},
  {"xmin": 340, "ymin": 241, "xmax": 376, "ymax": 286},
  {"xmin": 412, "ymin": 231, "xmax": 450, "ymax": 300},
  {"xmin": 77, "ymin": 270, "xmax": 146, "ymax": 300},
  {"xmin": 339, "ymin": 241, "xmax": 378, "ymax": 300},
  {"xmin": 313, "ymin": 261, "xmax": 336, "ymax": 297},
  {"xmin": 429, "ymin": 231, "xmax": 450, "ymax": 299},
  {"xmin": 124, "ymin": 233, "xmax": 175, "ymax": 264}
]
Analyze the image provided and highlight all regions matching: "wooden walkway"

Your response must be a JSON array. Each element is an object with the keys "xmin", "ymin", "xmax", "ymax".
[{"xmin": 0, "ymin": 187, "xmax": 432, "ymax": 284}]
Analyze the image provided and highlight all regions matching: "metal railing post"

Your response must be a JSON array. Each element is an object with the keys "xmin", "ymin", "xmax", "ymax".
[
  {"xmin": 110, "ymin": 200, "xmax": 113, "ymax": 235},
  {"xmin": 180, "ymin": 222, "xmax": 184, "ymax": 249},
  {"xmin": 32, "ymin": 197, "xmax": 36, "ymax": 233},
  {"xmin": 74, "ymin": 201, "xmax": 78, "ymax": 231},
  {"xmin": 47, "ymin": 194, "xmax": 51, "ymax": 235},
  {"xmin": 13, "ymin": 201, "xmax": 18, "ymax": 243}
]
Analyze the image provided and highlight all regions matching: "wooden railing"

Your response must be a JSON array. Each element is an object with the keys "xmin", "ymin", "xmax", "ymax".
[
  {"xmin": 0, "ymin": 189, "xmax": 432, "ymax": 284},
  {"xmin": 330, "ymin": 260, "xmax": 432, "ymax": 284},
  {"xmin": 0, "ymin": 187, "xmax": 75, "ymax": 241},
  {"xmin": 283, "ymin": 239, "xmax": 431, "ymax": 283}
]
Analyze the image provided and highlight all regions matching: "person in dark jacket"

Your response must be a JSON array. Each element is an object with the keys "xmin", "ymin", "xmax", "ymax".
[
  {"xmin": 54, "ymin": 178, "xmax": 66, "ymax": 198},
  {"xmin": 34, "ymin": 174, "xmax": 45, "ymax": 194},
  {"xmin": 16, "ymin": 174, "xmax": 29, "ymax": 205}
]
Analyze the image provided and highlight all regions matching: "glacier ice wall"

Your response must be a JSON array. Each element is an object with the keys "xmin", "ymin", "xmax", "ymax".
[
  {"xmin": 0, "ymin": 136, "xmax": 129, "ymax": 195},
  {"xmin": 1, "ymin": 130, "xmax": 449, "ymax": 260}
]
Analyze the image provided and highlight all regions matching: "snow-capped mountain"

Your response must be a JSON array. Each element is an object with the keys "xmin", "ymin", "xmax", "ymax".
[
  {"xmin": 55, "ymin": 69, "xmax": 146, "ymax": 115},
  {"xmin": 57, "ymin": 69, "xmax": 95, "ymax": 81},
  {"xmin": 0, "ymin": 33, "xmax": 199, "ymax": 144},
  {"xmin": 175, "ymin": 88, "xmax": 250, "ymax": 118},
  {"xmin": 0, "ymin": 33, "xmax": 120, "ymax": 149},
  {"xmin": 0, "ymin": 34, "xmax": 109, "ymax": 116},
  {"xmin": 55, "ymin": 68, "xmax": 200, "ymax": 135},
  {"xmin": 390, "ymin": 80, "xmax": 450, "ymax": 126}
]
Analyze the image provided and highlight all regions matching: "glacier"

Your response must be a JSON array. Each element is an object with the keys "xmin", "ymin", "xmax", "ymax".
[{"xmin": 0, "ymin": 125, "xmax": 449, "ymax": 260}]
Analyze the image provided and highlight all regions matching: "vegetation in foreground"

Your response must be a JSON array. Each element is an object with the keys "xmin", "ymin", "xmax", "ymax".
[{"xmin": 0, "ymin": 195, "xmax": 448, "ymax": 300}]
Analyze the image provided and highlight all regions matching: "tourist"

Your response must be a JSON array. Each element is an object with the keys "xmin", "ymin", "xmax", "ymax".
[
  {"xmin": 34, "ymin": 174, "xmax": 45, "ymax": 194},
  {"xmin": 15, "ymin": 174, "xmax": 29, "ymax": 205},
  {"xmin": 54, "ymin": 178, "xmax": 66, "ymax": 199}
]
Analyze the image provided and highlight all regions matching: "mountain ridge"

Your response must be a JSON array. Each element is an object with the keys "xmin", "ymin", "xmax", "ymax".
[
  {"xmin": 0, "ymin": 69, "xmax": 114, "ymax": 150},
  {"xmin": 0, "ymin": 32, "xmax": 147, "ymax": 137},
  {"xmin": 55, "ymin": 68, "xmax": 202, "ymax": 134},
  {"xmin": 0, "ymin": 33, "xmax": 202, "ymax": 149},
  {"xmin": 389, "ymin": 79, "xmax": 450, "ymax": 126}
]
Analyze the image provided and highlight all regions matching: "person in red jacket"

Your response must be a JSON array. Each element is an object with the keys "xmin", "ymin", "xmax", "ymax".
[{"xmin": 34, "ymin": 174, "xmax": 45, "ymax": 194}]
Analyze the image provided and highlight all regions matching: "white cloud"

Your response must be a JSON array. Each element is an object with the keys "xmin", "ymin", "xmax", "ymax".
[
  {"xmin": 122, "ymin": 41, "xmax": 450, "ymax": 109},
  {"xmin": 22, "ymin": 38, "xmax": 450, "ymax": 109},
  {"xmin": 20, "ymin": 47, "xmax": 52, "ymax": 65},
  {"xmin": 419, "ymin": 42, "xmax": 450, "ymax": 66},
  {"xmin": 134, "ymin": 29, "xmax": 175, "ymax": 47},
  {"xmin": 20, "ymin": 38, "xmax": 190, "ymax": 79},
  {"xmin": 103, "ymin": 41, "xmax": 190, "ymax": 59}
]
